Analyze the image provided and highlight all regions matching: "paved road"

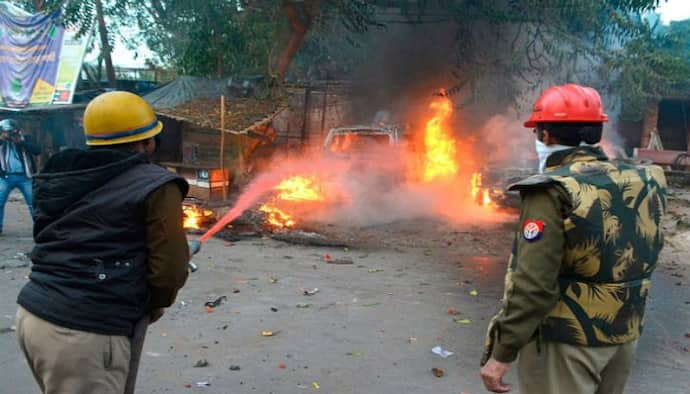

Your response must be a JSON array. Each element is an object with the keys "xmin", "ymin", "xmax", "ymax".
[{"xmin": 0, "ymin": 196, "xmax": 688, "ymax": 394}]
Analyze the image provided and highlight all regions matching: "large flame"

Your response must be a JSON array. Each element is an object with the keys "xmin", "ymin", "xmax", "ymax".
[
  {"xmin": 260, "ymin": 176, "xmax": 325, "ymax": 229},
  {"xmin": 274, "ymin": 176, "xmax": 325, "ymax": 202},
  {"xmin": 422, "ymin": 98, "xmax": 458, "ymax": 182}
]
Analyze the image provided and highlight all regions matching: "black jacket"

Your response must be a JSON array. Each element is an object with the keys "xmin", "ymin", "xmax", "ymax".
[
  {"xmin": 17, "ymin": 149, "xmax": 188, "ymax": 336},
  {"xmin": 0, "ymin": 135, "xmax": 40, "ymax": 178}
]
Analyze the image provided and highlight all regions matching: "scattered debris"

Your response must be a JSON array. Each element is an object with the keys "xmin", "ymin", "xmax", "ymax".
[
  {"xmin": 194, "ymin": 359, "xmax": 209, "ymax": 368},
  {"xmin": 469, "ymin": 289, "xmax": 479, "ymax": 296},
  {"xmin": 233, "ymin": 288, "xmax": 241, "ymax": 294},
  {"xmin": 431, "ymin": 346, "xmax": 454, "ymax": 358},
  {"xmin": 447, "ymin": 307, "xmax": 459, "ymax": 315},
  {"xmin": 229, "ymin": 365, "xmax": 241, "ymax": 371},
  {"xmin": 279, "ymin": 362, "xmax": 287, "ymax": 369},
  {"xmin": 0, "ymin": 260, "xmax": 29, "ymax": 270},
  {"xmin": 269, "ymin": 276, "xmax": 279, "ymax": 283},
  {"xmin": 204, "ymin": 296, "xmax": 227, "ymax": 308},
  {"xmin": 271, "ymin": 230, "xmax": 348, "ymax": 247},
  {"xmin": 302, "ymin": 288, "xmax": 319, "ymax": 296},
  {"xmin": 368, "ymin": 268, "xmax": 384, "ymax": 273},
  {"xmin": 408, "ymin": 337, "xmax": 417, "ymax": 344},
  {"xmin": 345, "ymin": 352, "xmax": 362, "ymax": 357},
  {"xmin": 0, "ymin": 327, "xmax": 15, "ymax": 334},
  {"xmin": 325, "ymin": 254, "xmax": 332, "ymax": 261},
  {"xmin": 296, "ymin": 303, "xmax": 311, "ymax": 308},
  {"xmin": 312, "ymin": 382, "xmax": 320, "ymax": 389},
  {"xmin": 271, "ymin": 307, "xmax": 279, "ymax": 312},
  {"xmin": 431, "ymin": 367, "xmax": 445, "ymax": 378},
  {"xmin": 205, "ymin": 306, "xmax": 214, "ymax": 313},
  {"xmin": 328, "ymin": 257, "xmax": 354, "ymax": 265},
  {"xmin": 454, "ymin": 318, "xmax": 473, "ymax": 324},
  {"xmin": 261, "ymin": 330, "xmax": 281, "ymax": 337},
  {"xmin": 196, "ymin": 381, "xmax": 211, "ymax": 387}
]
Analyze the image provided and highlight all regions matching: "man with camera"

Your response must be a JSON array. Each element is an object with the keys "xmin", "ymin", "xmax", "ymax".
[{"xmin": 0, "ymin": 119, "xmax": 41, "ymax": 235}]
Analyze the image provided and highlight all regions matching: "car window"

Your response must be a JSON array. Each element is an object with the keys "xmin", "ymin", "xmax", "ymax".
[{"xmin": 328, "ymin": 133, "xmax": 391, "ymax": 152}]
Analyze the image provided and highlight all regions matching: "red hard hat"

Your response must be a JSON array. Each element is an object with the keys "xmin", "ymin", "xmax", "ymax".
[{"xmin": 524, "ymin": 84, "xmax": 608, "ymax": 128}]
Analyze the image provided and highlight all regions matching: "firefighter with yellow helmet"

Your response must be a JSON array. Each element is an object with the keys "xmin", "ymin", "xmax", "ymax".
[
  {"xmin": 16, "ymin": 91, "xmax": 191, "ymax": 394},
  {"xmin": 480, "ymin": 84, "xmax": 667, "ymax": 393}
]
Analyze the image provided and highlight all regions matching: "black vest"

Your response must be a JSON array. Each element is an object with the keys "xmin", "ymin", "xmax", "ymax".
[{"xmin": 18, "ymin": 161, "xmax": 187, "ymax": 336}]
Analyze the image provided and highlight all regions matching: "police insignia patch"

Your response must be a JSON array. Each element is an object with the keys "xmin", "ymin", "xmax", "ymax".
[{"xmin": 523, "ymin": 220, "xmax": 544, "ymax": 242}]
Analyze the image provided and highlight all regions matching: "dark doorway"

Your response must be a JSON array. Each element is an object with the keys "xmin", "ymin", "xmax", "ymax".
[{"xmin": 658, "ymin": 99, "xmax": 690, "ymax": 151}]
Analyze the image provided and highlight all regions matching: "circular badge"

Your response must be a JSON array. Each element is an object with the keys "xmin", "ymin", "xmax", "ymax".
[{"xmin": 523, "ymin": 220, "xmax": 544, "ymax": 242}]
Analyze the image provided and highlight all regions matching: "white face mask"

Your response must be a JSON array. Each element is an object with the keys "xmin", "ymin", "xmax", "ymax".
[{"xmin": 535, "ymin": 139, "xmax": 574, "ymax": 173}]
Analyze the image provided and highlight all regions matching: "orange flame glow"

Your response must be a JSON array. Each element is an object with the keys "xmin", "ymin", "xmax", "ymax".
[
  {"xmin": 329, "ymin": 134, "xmax": 355, "ymax": 153},
  {"xmin": 260, "ymin": 176, "xmax": 326, "ymax": 229},
  {"xmin": 423, "ymin": 98, "xmax": 458, "ymax": 182},
  {"xmin": 183, "ymin": 204, "xmax": 215, "ymax": 229},
  {"xmin": 275, "ymin": 176, "xmax": 325, "ymax": 202},
  {"xmin": 471, "ymin": 172, "xmax": 492, "ymax": 207},
  {"xmin": 259, "ymin": 205, "xmax": 296, "ymax": 228},
  {"xmin": 482, "ymin": 189, "xmax": 492, "ymax": 207}
]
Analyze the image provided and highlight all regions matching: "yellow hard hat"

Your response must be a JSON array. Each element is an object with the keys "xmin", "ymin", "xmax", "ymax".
[{"xmin": 83, "ymin": 91, "xmax": 163, "ymax": 146}]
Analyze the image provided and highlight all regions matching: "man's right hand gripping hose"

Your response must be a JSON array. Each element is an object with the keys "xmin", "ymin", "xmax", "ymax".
[{"xmin": 187, "ymin": 240, "xmax": 202, "ymax": 272}]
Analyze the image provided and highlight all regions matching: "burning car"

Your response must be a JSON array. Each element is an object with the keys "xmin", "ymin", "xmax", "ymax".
[{"xmin": 323, "ymin": 125, "xmax": 404, "ymax": 156}]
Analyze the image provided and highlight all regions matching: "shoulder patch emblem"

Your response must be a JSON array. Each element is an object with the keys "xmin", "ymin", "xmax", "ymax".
[{"xmin": 523, "ymin": 220, "xmax": 544, "ymax": 242}]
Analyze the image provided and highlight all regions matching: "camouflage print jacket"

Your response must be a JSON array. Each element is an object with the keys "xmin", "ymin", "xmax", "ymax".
[{"xmin": 482, "ymin": 145, "xmax": 667, "ymax": 364}]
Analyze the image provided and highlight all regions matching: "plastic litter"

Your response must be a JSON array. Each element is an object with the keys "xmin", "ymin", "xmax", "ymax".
[
  {"xmin": 303, "ymin": 288, "xmax": 319, "ymax": 296},
  {"xmin": 431, "ymin": 367, "xmax": 444, "ymax": 378},
  {"xmin": 431, "ymin": 346, "xmax": 454, "ymax": 358}
]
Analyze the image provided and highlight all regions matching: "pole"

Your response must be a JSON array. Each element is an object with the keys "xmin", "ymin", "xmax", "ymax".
[{"xmin": 220, "ymin": 95, "xmax": 227, "ymax": 200}]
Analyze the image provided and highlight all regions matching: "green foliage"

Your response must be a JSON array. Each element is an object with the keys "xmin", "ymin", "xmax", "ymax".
[
  {"xmin": 12, "ymin": 0, "xmax": 690, "ymax": 121},
  {"xmin": 287, "ymin": 0, "xmax": 383, "ymax": 79},
  {"xmin": 125, "ymin": 1, "xmax": 274, "ymax": 77},
  {"xmin": 611, "ymin": 19, "xmax": 690, "ymax": 120}
]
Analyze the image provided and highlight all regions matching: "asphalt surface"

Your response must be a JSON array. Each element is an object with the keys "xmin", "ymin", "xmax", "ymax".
[{"xmin": 0, "ymin": 193, "xmax": 688, "ymax": 394}]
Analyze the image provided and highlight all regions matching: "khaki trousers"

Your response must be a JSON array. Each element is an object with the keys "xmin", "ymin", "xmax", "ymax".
[
  {"xmin": 15, "ymin": 306, "xmax": 131, "ymax": 394},
  {"xmin": 518, "ymin": 340, "xmax": 637, "ymax": 394}
]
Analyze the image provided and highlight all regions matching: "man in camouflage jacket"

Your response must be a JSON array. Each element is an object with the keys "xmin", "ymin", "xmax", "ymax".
[{"xmin": 480, "ymin": 84, "xmax": 667, "ymax": 394}]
